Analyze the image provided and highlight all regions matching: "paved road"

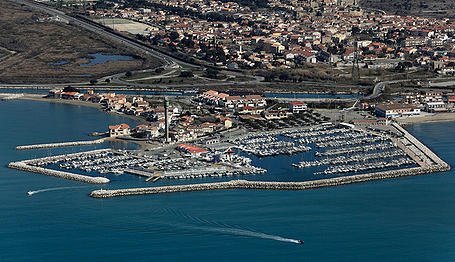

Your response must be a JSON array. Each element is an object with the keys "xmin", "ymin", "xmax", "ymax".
[{"xmin": 364, "ymin": 79, "xmax": 411, "ymax": 100}]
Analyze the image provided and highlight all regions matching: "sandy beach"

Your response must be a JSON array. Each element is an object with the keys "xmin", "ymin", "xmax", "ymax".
[{"xmin": 395, "ymin": 112, "xmax": 455, "ymax": 125}]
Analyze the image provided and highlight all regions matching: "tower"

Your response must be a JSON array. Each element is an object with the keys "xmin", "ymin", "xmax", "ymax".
[
  {"xmin": 352, "ymin": 41, "xmax": 360, "ymax": 81},
  {"xmin": 164, "ymin": 97, "xmax": 170, "ymax": 143}
]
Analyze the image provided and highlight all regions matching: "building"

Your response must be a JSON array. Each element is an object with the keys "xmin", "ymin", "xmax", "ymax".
[
  {"xmin": 176, "ymin": 144, "xmax": 208, "ymax": 156},
  {"xmin": 375, "ymin": 104, "xmax": 421, "ymax": 118},
  {"xmin": 262, "ymin": 110, "xmax": 289, "ymax": 120},
  {"xmin": 425, "ymin": 102, "xmax": 448, "ymax": 112},
  {"xmin": 109, "ymin": 123, "xmax": 130, "ymax": 137},
  {"xmin": 289, "ymin": 101, "xmax": 308, "ymax": 113}
]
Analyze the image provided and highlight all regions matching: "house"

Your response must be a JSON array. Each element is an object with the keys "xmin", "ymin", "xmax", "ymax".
[
  {"xmin": 289, "ymin": 101, "xmax": 308, "ymax": 113},
  {"xmin": 375, "ymin": 104, "xmax": 421, "ymax": 118},
  {"xmin": 262, "ymin": 110, "xmax": 289, "ymax": 120},
  {"xmin": 109, "ymin": 123, "xmax": 130, "ymax": 137}
]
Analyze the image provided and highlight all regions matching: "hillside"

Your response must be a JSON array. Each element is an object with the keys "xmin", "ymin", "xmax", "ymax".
[{"xmin": 359, "ymin": 0, "xmax": 455, "ymax": 19}]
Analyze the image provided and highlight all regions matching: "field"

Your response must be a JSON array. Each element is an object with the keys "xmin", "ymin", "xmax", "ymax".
[
  {"xmin": 95, "ymin": 18, "xmax": 154, "ymax": 35},
  {"xmin": 359, "ymin": 0, "xmax": 455, "ymax": 18},
  {"xmin": 0, "ymin": 0, "xmax": 162, "ymax": 84}
]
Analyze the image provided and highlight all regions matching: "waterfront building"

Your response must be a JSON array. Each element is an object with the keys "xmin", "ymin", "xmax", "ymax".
[
  {"xmin": 375, "ymin": 104, "xmax": 421, "ymax": 118},
  {"xmin": 176, "ymin": 144, "xmax": 208, "ymax": 156},
  {"xmin": 109, "ymin": 123, "xmax": 131, "ymax": 137}
]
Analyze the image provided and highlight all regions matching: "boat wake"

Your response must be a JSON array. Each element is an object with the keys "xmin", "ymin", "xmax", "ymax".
[
  {"xmin": 163, "ymin": 208, "xmax": 303, "ymax": 244},
  {"xmin": 27, "ymin": 186, "xmax": 90, "ymax": 196},
  {"xmin": 186, "ymin": 225, "xmax": 302, "ymax": 244}
]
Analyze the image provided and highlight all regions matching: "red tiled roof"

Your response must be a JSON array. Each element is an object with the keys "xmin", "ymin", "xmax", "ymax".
[
  {"xmin": 109, "ymin": 123, "xmax": 130, "ymax": 130},
  {"xmin": 176, "ymin": 144, "xmax": 208, "ymax": 154}
]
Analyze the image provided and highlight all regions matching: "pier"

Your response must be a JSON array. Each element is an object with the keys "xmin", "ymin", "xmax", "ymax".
[{"xmin": 15, "ymin": 138, "xmax": 105, "ymax": 150}]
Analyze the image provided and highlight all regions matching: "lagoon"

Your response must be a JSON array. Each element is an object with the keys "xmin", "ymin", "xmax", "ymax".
[{"xmin": 80, "ymin": 53, "xmax": 135, "ymax": 67}]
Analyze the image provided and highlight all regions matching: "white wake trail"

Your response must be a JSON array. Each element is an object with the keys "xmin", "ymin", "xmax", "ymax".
[
  {"xmin": 27, "ymin": 186, "xmax": 90, "ymax": 196},
  {"xmin": 188, "ymin": 225, "xmax": 302, "ymax": 244}
]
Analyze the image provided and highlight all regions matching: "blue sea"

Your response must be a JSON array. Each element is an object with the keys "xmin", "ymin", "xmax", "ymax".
[{"xmin": 1, "ymin": 100, "xmax": 455, "ymax": 261}]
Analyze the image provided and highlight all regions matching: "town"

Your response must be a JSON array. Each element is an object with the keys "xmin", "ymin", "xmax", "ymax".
[{"xmin": 48, "ymin": 0, "xmax": 455, "ymax": 80}]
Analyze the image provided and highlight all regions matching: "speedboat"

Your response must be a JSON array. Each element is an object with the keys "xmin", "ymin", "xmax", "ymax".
[
  {"xmin": 297, "ymin": 240, "xmax": 304, "ymax": 245},
  {"xmin": 27, "ymin": 191, "xmax": 34, "ymax": 196}
]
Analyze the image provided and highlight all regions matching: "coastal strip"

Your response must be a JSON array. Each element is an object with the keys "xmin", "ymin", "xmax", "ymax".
[
  {"xmin": 89, "ymin": 165, "xmax": 449, "ymax": 198},
  {"xmin": 15, "ymin": 138, "xmax": 105, "ymax": 150}
]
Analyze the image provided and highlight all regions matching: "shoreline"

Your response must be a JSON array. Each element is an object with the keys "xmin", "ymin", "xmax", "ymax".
[
  {"xmin": 18, "ymin": 94, "xmax": 148, "ymax": 124},
  {"xmin": 395, "ymin": 113, "xmax": 455, "ymax": 125}
]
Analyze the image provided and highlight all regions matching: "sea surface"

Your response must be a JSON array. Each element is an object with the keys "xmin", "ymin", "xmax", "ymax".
[{"xmin": 1, "ymin": 100, "xmax": 455, "ymax": 261}]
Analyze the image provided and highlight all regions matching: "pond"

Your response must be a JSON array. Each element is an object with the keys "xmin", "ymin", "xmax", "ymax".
[
  {"xmin": 48, "ymin": 60, "xmax": 70, "ymax": 66},
  {"xmin": 80, "ymin": 53, "xmax": 135, "ymax": 67}
]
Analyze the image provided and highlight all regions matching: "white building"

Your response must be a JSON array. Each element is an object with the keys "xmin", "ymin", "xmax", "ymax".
[{"xmin": 289, "ymin": 101, "xmax": 308, "ymax": 113}]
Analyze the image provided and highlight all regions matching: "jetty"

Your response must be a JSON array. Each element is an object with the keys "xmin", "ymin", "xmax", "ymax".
[
  {"xmin": 0, "ymin": 93, "xmax": 24, "ymax": 100},
  {"xmin": 15, "ymin": 138, "xmax": 105, "ymax": 150},
  {"xmin": 8, "ymin": 161, "xmax": 109, "ymax": 184},
  {"xmin": 8, "ymin": 149, "xmax": 110, "ymax": 184}
]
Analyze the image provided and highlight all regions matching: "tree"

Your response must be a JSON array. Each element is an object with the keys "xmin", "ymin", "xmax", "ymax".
[
  {"xmin": 179, "ymin": 71, "xmax": 194, "ymax": 78},
  {"xmin": 63, "ymin": 86, "xmax": 79, "ymax": 92},
  {"xmin": 125, "ymin": 71, "xmax": 132, "ymax": 78},
  {"xmin": 155, "ymin": 67, "xmax": 165, "ymax": 74},
  {"xmin": 205, "ymin": 68, "xmax": 220, "ymax": 79},
  {"xmin": 89, "ymin": 79, "xmax": 98, "ymax": 85},
  {"xmin": 169, "ymin": 31, "xmax": 180, "ymax": 41}
]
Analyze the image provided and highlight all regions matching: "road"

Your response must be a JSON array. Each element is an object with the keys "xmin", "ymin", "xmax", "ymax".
[{"xmin": 364, "ymin": 79, "xmax": 411, "ymax": 100}]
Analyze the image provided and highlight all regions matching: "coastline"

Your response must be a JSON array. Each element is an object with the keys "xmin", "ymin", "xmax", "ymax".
[
  {"xmin": 18, "ymin": 94, "xmax": 148, "ymax": 124},
  {"xmin": 395, "ymin": 113, "xmax": 455, "ymax": 125}
]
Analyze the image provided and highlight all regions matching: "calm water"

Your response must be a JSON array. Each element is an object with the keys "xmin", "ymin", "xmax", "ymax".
[
  {"xmin": 48, "ymin": 60, "xmax": 70, "ymax": 66},
  {"xmin": 80, "ymin": 53, "xmax": 135, "ymax": 67},
  {"xmin": 1, "ymin": 100, "xmax": 455, "ymax": 261}
]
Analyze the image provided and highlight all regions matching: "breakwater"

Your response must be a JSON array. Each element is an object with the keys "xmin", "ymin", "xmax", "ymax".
[
  {"xmin": 9, "ymin": 161, "xmax": 110, "ymax": 184},
  {"xmin": 89, "ymin": 164, "xmax": 450, "ymax": 198},
  {"xmin": 15, "ymin": 138, "xmax": 105, "ymax": 150},
  {"xmin": 0, "ymin": 93, "xmax": 24, "ymax": 100},
  {"xmin": 8, "ymin": 149, "xmax": 111, "ymax": 184}
]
